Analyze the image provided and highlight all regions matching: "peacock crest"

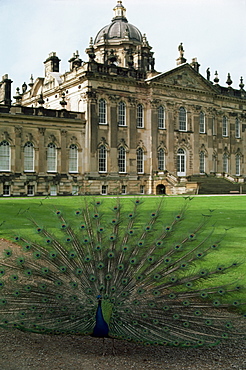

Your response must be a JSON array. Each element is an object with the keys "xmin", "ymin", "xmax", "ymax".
[{"xmin": 0, "ymin": 197, "xmax": 245, "ymax": 348}]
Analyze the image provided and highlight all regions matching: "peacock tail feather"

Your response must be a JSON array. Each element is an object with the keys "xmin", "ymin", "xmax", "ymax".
[{"xmin": 0, "ymin": 197, "xmax": 245, "ymax": 347}]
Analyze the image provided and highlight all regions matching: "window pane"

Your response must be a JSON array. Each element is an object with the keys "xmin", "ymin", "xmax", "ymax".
[
  {"xmin": 118, "ymin": 147, "xmax": 126, "ymax": 172},
  {"xmin": 47, "ymin": 143, "xmax": 57, "ymax": 172},
  {"xmin": 199, "ymin": 112, "xmax": 205, "ymax": 133},
  {"xmin": 236, "ymin": 155, "xmax": 240, "ymax": 176},
  {"xmin": 0, "ymin": 141, "xmax": 10, "ymax": 171},
  {"xmin": 99, "ymin": 99, "xmax": 106, "ymax": 124},
  {"xmin": 158, "ymin": 106, "xmax": 165, "ymax": 129},
  {"xmin": 137, "ymin": 148, "xmax": 144, "ymax": 173},
  {"xmin": 137, "ymin": 104, "xmax": 143, "ymax": 128},
  {"xmin": 179, "ymin": 107, "xmax": 186, "ymax": 131},
  {"xmin": 118, "ymin": 102, "xmax": 126, "ymax": 126},
  {"xmin": 222, "ymin": 116, "xmax": 228, "ymax": 137},
  {"xmin": 235, "ymin": 118, "xmax": 240, "ymax": 138},
  {"xmin": 199, "ymin": 152, "xmax": 205, "ymax": 173},
  {"xmin": 98, "ymin": 145, "xmax": 107, "ymax": 172},
  {"xmin": 69, "ymin": 144, "xmax": 78, "ymax": 172},
  {"xmin": 158, "ymin": 148, "xmax": 165, "ymax": 171},
  {"xmin": 223, "ymin": 154, "xmax": 228, "ymax": 173},
  {"xmin": 24, "ymin": 142, "xmax": 34, "ymax": 172}
]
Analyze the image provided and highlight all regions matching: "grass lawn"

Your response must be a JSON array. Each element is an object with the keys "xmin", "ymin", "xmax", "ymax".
[{"xmin": 0, "ymin": 194, "xmax": 246, "ymax": 304}]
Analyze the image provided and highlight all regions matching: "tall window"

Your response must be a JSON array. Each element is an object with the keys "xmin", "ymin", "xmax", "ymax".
[
  {"xmin": 98, "ymin": 145, "xmax": 107, "ymax": 172},
  {"xmin": 158, "ymin": 106, "xmax": 165, "ymax": 129},
  {"xmin": 0, "ymin": 141, "xmax": 10, "ymax": 171},
  {"xmin": 223, "ymin": 153, "xmax": 228, "ymax": 173},
  {"xmin": 24, "ymin": 142, "xmax": 34, "ymax": 172},
  {"xmin": 236, "ymin": 154, "xmax": 240, "ymax": 176},
  {"xmin": 212, "ymin": 117, "xmax": 216, "ymax": 135},
  {"xmin": 199, "ymin": 112, "xmax": 205, "ymax": 133},
  {"xmin": 179, "ymin": 107, "xmax": 187, "ymax": 131},
  {"xmin": 177, "ymin": 148, "xmax": 186, "ymax": 176},
  {"xmin": 136, "ymin": 147, "xmax": 144, "ymax": 173},
  {"xmin": 137, "ymin": 104, "xmax": 144, "ymax": 128},
  {"xmin": 99, "ymin": 98, "xmax": 107, "ymax": 124},
  {"xmin": 235, "ymin": 118, "xmax": 240, "ymax": 138},
  {"xmin": 69, "ymin": 144, "xmax": 78, "ymax": 173},
  {"xmin": 118, "ymin": 101, "xmax": 126, "ymax": 126},
  {"xmin": 199, "ymin": 151, "xmax": 205, "ymax": 173},
  {"xmin": 118, "ymin": 147, "xmax": 126, "ymax": 173},
  {"xmin": 47, "ymin": 143, "xmax": 57, "ymax": 172},
  {"xmin": 158, "ymin": 148, "xmax": 165, "ymax": 171},
  {"xmin": 222, "ymin": 116, "xmax": 228, "ymax": 137}
]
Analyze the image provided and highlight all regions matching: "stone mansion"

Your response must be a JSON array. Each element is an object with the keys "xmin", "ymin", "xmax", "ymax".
[{"xmin": 0, "ymin": 1, "xmax": 245, "ymax": 196}]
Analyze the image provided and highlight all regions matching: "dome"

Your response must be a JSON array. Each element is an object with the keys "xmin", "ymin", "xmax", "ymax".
[{"xmin": 94, "ymin": 1, "xmax": 142, "ymax": 45}]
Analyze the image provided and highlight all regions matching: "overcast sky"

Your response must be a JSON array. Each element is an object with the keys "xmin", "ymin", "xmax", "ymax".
[{"xmin": 0, "ymin": 0, "xmax": 245, "ymax": 96}]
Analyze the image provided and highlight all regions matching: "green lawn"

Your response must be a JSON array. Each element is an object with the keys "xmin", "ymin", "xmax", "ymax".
[{"xmin": 0, "ymin": 195, "xmax": 246, "ymax": 303}]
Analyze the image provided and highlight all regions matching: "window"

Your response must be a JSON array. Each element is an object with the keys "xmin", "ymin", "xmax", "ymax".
[
  {"xmin": 235, "ymin": 118, "xmax": 240, "ymax": 138},
  {"xmin": 47, "ymin": 143, "xmax": 57, "ymax": 172},
  {"xmin": 199, "ymin": 152, "xmax": 205, "ymax": 173},
  {"xmin": 136, "ymin": 147, "xmax": 144, "ymax": 173},
  {"xmin": 27, "ymin": 185, "xmax": 34, "ymax": 196},
  {"xmin": 177, "ymin": 148, "xmax": 186, "ymax": 176},
  {"xmin": 98, "ymin": 145, "xmax": 107, "ymax": 172},
  {"xmin": 72, "ymin": 185, "xmax": 79, "ymax": 195},
  {"xmin": 50, "ymin": 185, "xmax": 57, "ymax": 196},
  {"xmin": 236, "ymin": 155, "xmax": 240, "ymax": 176},
  {"xmin": 118, "ymin": 147, "xmax": 126, "ymax": 173},
  {"xmin": 69, "ymin": 144, "xmax": 78, "ymax": 173},
  {"xmin": 24, "ymin": 142, "xmax": 34, "ymax": 172},
  {"xmin": 0, "ymin": 141, "xmax": 10, "ymax": 171},
  {"xmin": 99, "ymin": 98, "xmax": 107, "ymax": 124},
  {"xmin": 101, "ymin": 185, "xmax": 107, "ymax": 195},
  {"xmin": 223, "ymin": 154, "xmax": 228, "ymax": 173},
  {"xmin": 140, "ymin": 185, "xmax": 145, "ymax": 194},
  {"xmin": 212, "ymin": 155, "xmax": 217, "ymax": 173},
  {"xmin": 137, "ymin": 104, "xmax": 144, "ymax": 128},
  {"xmin": 121, "ymin": 185, "xmax": 126, "ymax": 194},
  {"xmin": 179, "ymin": 107, "xmax": 187, "ymax": 131},
  {"xmin": 158, "ymin": 106, "xmax": 165, "ymax": 129},
  {"xmin": 222, "ymin": 116, "xmax": 228, "ymax": 137},
  {"xmin": 199, "ymin": 112, "xmax": 205, "ymax": 133},
  {"xmin": 158, "ymin": 148, "xmax": 165, "ymax": 171},
  {"xmin": 3, "ymin": 184, "xmax": 10, "ymax": 196},
  {"xmin": 118, "ymin": 101, "xmax": 126, "ymax": 126}
]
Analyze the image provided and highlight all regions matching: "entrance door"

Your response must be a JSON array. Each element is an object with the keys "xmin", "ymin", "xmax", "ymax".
[{"xmin": 156, "ymin": 184, "xmax": 165, "ymax": 195}]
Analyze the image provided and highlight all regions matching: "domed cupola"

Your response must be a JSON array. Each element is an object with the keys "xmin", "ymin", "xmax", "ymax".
[
  {"xmin": 95, "ymin": 1, "xmax": 142, "ymax": 45},
  {"xmin": 91, "ymin": 1, "xmax": 155, "ymax": 72}
]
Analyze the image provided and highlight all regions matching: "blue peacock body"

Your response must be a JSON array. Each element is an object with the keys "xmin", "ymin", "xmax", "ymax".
[{"xmin": 0, "ymin": 197, "xmax": 246, "ymax": 347}]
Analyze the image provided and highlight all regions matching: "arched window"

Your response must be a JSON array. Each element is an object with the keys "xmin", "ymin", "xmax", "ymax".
[
  {"xmin": 99, "ymin": 98, "xmax": 107, "ymax": 124},
  {"xmin": 223, "ymin": 153, "xmax": 228, "ymax": 173},
  {"xmin": 158, "ymin": 106, "xmax": 165, "ymax": 129},
  {"xmin": 136, "ymin": 147, "xmax": 144, "ymax": 173},
  {"xmin": 137, "ymin": 104, "xmax": 144, "ymax": 128},
  {"xmin": 179, "ymin": 107, "xmax": 187, "ymax": 131},
  {"xmin": 222, "ymin": 116, "xmax": 228, "ymax": 137},
  {"xmin": 24, "ymin": 142, "xmax": 34, "ymax": 172},
  {"xmin": 69, "ymin": 144, "xmax": 78, "ymax": 173},
  {"xmin": 235, "ymin": 118, "xmax": 240, "ymax": 138},
  {"xmin": 158, "ymin": 148, "xmax": 165, "ymax": 171},
  {"xmin": 47, "ymin": 143, "xmax": 57, "ymax": 172},
  {"xmin": 177, "ymin": 148, "xmax": 186, "ymax": 176},
  {"xmin": 199, "ymin": 112, "xmax": 205, "ymax": 133},
  {"xmin": 199, "ymin": 151, "xmax": 205, "ymax": 173},
  {"xmin": 0, "ymin": 140, "xmax": 10, "ymax": 171},
  {"xmin": 118, "ymin": 146, "xmax": 126, "ymax": 173},
  {"xmin": 236, "ymin": 154, "xmax": 240, "ymax": 176},
  {"xmin": 98, "ymin": 145, "xmax": 107, "ymax": 172},
  {"xmin": 118, "ymin": 101, "xmax": 126, "ymax": 126}
]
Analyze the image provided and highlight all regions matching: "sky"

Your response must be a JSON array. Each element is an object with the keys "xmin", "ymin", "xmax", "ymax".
[{"xmin": 0, "ymin": 0, "xmax": 245, "ymax": 96}]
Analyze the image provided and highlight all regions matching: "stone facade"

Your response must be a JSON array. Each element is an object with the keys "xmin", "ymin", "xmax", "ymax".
[{"xmin": 0, "ymin": 1, "xmax": 245, "ymax": 196}]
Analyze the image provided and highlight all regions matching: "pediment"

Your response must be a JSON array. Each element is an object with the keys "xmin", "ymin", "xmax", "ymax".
[{"xmin": 146, "ymin": 64, "xmax": 217, "ymax": 93}]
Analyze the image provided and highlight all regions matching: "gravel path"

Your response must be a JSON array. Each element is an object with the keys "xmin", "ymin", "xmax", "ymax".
[{"xmin": 0, "ymin": 329, "xmax": 245, "ymax": 370}]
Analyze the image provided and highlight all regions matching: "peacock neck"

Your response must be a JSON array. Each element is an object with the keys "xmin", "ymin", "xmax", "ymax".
[{"xmin": 92, "ymin": 299, "xmax": 109, "ymax": 338}]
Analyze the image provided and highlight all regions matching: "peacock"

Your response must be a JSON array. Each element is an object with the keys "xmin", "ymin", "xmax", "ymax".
[{"xmin": 0, "ymin": 196, "xmax": 246, "ymax": 348}]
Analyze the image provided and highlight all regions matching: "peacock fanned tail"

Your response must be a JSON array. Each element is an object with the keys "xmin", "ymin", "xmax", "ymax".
[{"xmin": 0, "ymin": 197, "xmax": 246, "ymax": 347}]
